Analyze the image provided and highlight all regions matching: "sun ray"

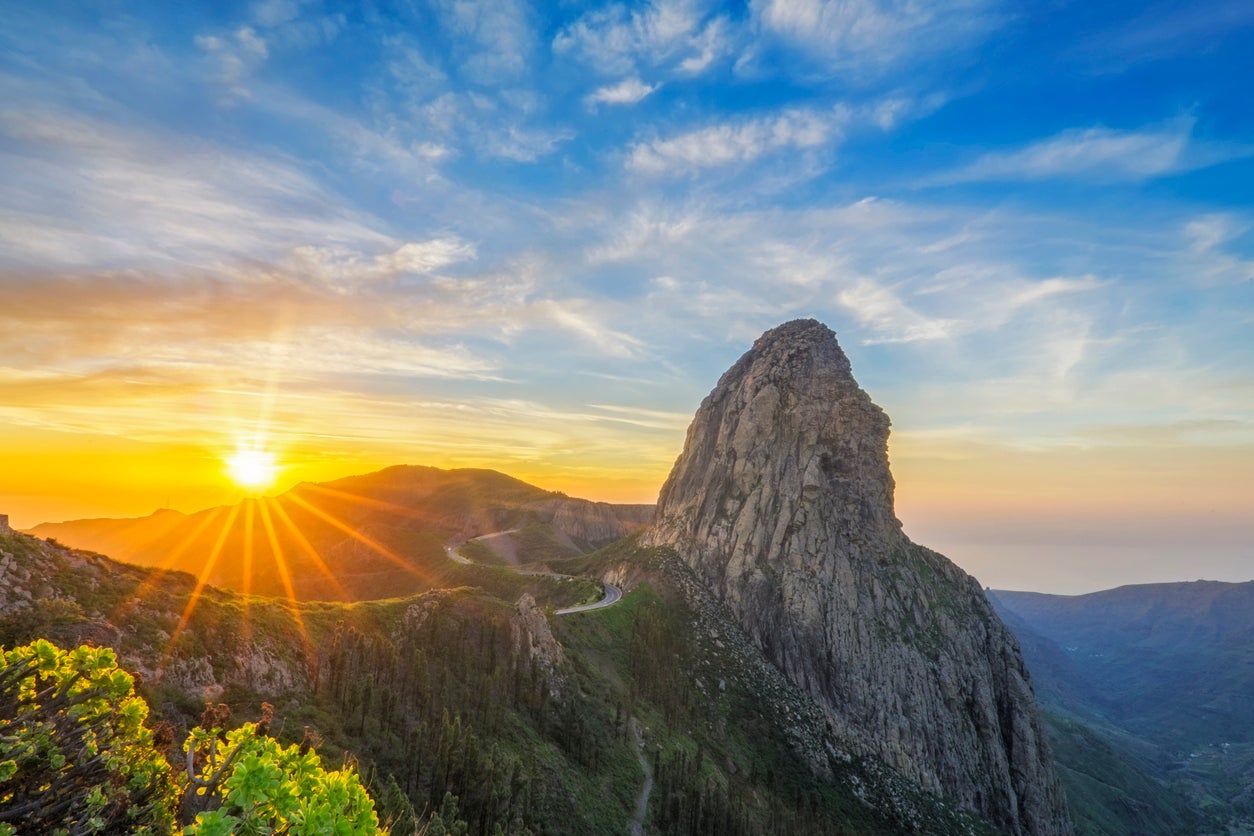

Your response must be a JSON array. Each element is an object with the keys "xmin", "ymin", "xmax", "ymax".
[
  {"xmin": 298, "ymin": 483, "xmax": 435, "ymax": 522},
  {"xmin": 241, "ymin": 498, "xmax": 255, "ymax": 646},
  {"xmin": 285, "ymin": 492, "xmax": 431, "ymax": 585},
  {"xmin": 111, "ymin": 506, "xmax": 227, "ymax": 625},
  {"xmin": 163, "ymin": 503, "xmax": 242, "ymax": 668},
  {"xmin": 258, "ymin": 497, "xmax": 314, "ymax": 667},
  {"xmin": 268, "ymin": 497, "xmax": 352, "ymax": 601}
]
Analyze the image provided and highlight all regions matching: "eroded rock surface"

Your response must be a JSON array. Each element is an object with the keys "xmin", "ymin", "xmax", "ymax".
[{"xmin": 646, "ymin": 319, "xmax": 1070, "ymax": 836}]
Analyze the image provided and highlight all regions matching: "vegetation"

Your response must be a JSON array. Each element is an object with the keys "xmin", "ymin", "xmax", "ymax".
[
  {"xmin": 183, "ymin": 705, "xmax": 380, "ymax": 835},
  {"xmin": 0, "ymin": 639, "xmax": 177, "ymax": 835},
  {"xmin": 0, "ymin": 639, "xmax": 382, "ymax": 836},
  {"xmin": 0, "ymin": 528, "xmax": 1002, "ymax": 835},
  {"xmin": 993, "ymin": 586, "xmax": 1254, "ymax": 833}
]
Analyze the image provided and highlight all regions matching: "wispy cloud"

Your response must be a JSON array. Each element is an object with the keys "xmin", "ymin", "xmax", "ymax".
[
  {"xmin": 0, "ymin": 106, "xmax": 389, "ymax": 270},
  {"xmin": 554, "ymin": 0, "xmax": 730, "ymax": 77},
  {"xmin": 282, "ymin": 238, "xmax": 477, "ymax": 292},
  {"xmin": 930, "ymin": 118, "xmax": 1250, "ymax": 183},
  {"xmin": 195, "ymin": 26, "xmax": 270, "ymax": 102},
  {"xmin": 585, "ymin": 77, "xmax": 659, "ymax": 106},
  {"xmin": 1072, "ymin": 0, "xmax": 1254, "ymax": 70},
  {"xmin": 750, "ymin": 0, "xmax": 999, "ymax": 76},
  {"xmin": 628, "ymin": 107, "xmax": 843, "ymax": 174},
  {"xmin": 837, "ymin": 278, "xmax": 958, "ymax": 344},
  {"xmin": 433, "ymin": 0, "xmax": 537, "ymax": 84}
]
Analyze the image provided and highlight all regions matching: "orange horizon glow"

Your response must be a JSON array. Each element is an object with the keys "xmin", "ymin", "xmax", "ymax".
[
  {"xmin": 3, "ymin": 394, "xmax": 1252, "ymax": 597},
  {"xmin": 154, "ymin": 485, "xmax": 435, "ymax": 674}
]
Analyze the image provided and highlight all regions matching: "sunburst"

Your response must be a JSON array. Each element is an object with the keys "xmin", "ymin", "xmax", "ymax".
[{"xmin": 226, "ymin": 448, "xmax": 280, "ymax": 492}]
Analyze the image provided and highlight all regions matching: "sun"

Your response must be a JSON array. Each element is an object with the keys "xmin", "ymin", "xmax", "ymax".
[{"xmin": 226, "ymin": 448, "xmax": 280, "ymax": 492}]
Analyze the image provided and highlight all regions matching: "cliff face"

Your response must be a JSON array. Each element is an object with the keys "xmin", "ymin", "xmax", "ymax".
[
  {"xmin": 531, "ymin": 498, "xmax": 655, "ymax": 548},
  {"xmin": 645, "ymin": 320, "xmax": 1071, "ymax": 835}
]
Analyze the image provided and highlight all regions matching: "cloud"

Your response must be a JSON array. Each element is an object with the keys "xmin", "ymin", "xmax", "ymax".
[
  {"xmin": 434, "ymin": 0, "xmax": 536, "ymax": 84},
  {"xmin": 1072, "ymin": 0, "xmax": 1254, "ymax": 70},
  {"xmin": 250, "ymin": 0, "xmax": 308, "ymax": 28},
  {"xmin": 554, "ymin": 0, "xmax": 729, "ymax": 77},
  {"xmin": 1179, "ymin": 214, "xmax": 1254, "ymax": 287},
  {"xmin": 585, "ymin": 77, "xmax": 659, "ymax": 106},
  {"xmin": 628, "ymin": 107, "xmax": 843, "ymax": 174},
  {"xmin": 282, "ymin": 238, "xmax": 478, "ymax": 292},
  {"xmin": 930, "ymin": 118, "xmax": 1250, "ymax": 183},
  {"xmin": 750, "ymin": 0, "xmax": 998, "ymax": 76},
  {"xmin": 531, "ymin": 299, "xmax": 647, "ymax": 359},
  {"xmin": 0, "ymin": 107, "xmax": 389, "ymax": 271},
  {"xmin": 195, "ymin": 26, "xmax": 269, "ymax": 101},
  {"xmin": 837, "ymin": 278, "xmax": 958, "ymax": 344}
]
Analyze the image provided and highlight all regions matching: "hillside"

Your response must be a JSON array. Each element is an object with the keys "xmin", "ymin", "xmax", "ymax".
[
  {"xmin": 29, "ymin": 466, "xmax": 653, "ymax": 602},
  {"xmin": 992, "ymin": 583, "xmax": 1254, "ymax": 834},
  {"xmin": 1, "ymin": 523, "xmax": 995, "ymax": 835},
  {"xmin": 0, "ymin": 320, "xmax": 1081, "ymax": 835}
]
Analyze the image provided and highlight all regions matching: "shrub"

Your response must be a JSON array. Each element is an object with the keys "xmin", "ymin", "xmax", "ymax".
[
  {"xmin": 0, "ymin": 639, "xmax": 385, "ymax": 835},
  {"xmin": 0, "ymin": 639, "xmax": 178, "ymax": 835},
  {"xmin": 182, "ymin": 708, "xmax": 382, "ymax": 835}
]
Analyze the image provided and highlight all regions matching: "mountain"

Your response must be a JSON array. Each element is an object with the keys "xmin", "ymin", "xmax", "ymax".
[
  {"xmin": 992, "ymin": 581, "xmax": 1254, "ymax": 747},
  {"xmin": 992, "ymin": 583, "xmax": 1254, "ymax": 832},
  {"xmin": 29, "ymin": 466, "xmax": 653, "ymax": 602},
  {"xmin": 645, "ymin": 319, "xmax": 1071, "ymax": 835},
  {"xmin": 2, "ymin": 319, "xmax": 1080, "ymax": 834},
  {"xmin": 2, "ymin": 515, "xmax": 994, "ymax": 835}
]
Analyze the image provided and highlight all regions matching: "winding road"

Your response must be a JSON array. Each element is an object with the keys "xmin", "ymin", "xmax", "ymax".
[
  {"xmin": 445, "ymin": 530, "xmax": 638, "ymax": 827},
  {"xmin": 554, "ymin": 581, "xmax": 622, "ymax": 615},
  {"xmin": 445, "ymin": 531, "xmax": 623, "ymax": 615}
]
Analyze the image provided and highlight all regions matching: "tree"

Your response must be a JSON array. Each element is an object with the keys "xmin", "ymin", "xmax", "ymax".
[{"xmin": 0, "ymin": 639, "xmax": 178, "ymax": 835}]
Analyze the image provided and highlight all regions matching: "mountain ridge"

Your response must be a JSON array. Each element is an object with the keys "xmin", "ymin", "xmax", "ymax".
[{"xmin": 28, "ymin": 465, "xmax": 654, "ymax": 602}]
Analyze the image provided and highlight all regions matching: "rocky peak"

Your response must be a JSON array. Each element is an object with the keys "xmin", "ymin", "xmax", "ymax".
[{"xmin": 646, "ymin": 320, "xmax": 1071, "ymax": 835}]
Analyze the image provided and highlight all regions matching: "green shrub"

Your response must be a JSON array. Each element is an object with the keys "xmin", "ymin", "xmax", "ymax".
[
  {"xmin": 0, "ymin": 639, "xmax": 385, "ymax": 836},
  {"xmin": 0, "ymin": 639, "xmax": 178, "ymax": 835},
  {"xmin": 182, "ymin": 713, "xmax": 381, "ymax": 835}
]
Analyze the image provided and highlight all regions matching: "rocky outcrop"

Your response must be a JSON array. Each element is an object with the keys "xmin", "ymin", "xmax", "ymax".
[
  {"xmin": 511, "ymin": 593, "xmax": 565, "ymax": 670},
  {"xmin": 645, "ymin": 319, "xmax": 1071, "ymax": 835},
  {"xmin": 530, "ymin": 498, "xmax": 654, "ymax": 548}
]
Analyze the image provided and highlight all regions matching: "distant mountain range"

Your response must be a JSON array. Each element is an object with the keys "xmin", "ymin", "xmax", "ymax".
[
  {"xmin": 28, "ymin": 466, "xmax": 653, "ymax": 601},
  {"xmin": 992, "ymin": 582, "xmax": 1254, "ymax": 834}
]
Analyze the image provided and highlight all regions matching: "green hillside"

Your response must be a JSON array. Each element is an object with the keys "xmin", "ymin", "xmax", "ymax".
[{"xmin": 1, "ymin": 527, "xmax": 992, "ymax": 835}]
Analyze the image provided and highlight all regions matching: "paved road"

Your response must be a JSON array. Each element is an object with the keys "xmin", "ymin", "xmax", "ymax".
[
  {"xmin": 444, "ymin": 544, "xmax": 471, "ymax": 564},
  {"xmin": 445, "ymin": 531, "xmax": 624, "ymax": 616},
  {"xmin": 554, "ymin": 582, "xmax": 622, "ymax": 615}
]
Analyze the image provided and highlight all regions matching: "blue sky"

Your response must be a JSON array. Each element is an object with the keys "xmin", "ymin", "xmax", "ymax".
[{"xmin": 0, "ymin": 0, "xmax": 1251, "ymax": 592}]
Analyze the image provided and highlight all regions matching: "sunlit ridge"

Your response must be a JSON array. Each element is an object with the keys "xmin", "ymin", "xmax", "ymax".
[{"xmin": 152, "ymin": 486, "xmax": 436, "ymax": 674}]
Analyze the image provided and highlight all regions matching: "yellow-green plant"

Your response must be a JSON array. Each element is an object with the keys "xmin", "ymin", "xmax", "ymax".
[
  {"xmin": 0, "ymin": 639, "xmax": 178, "ymax": 835},
  {"xmin": 1, "ymin": 639, "xmax": 385, "ymax": 835},
  {"xmin": 182, "ymin": 719, "xmax": 383, "ymax": 835}
]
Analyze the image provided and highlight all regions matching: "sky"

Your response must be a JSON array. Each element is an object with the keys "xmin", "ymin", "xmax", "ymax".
[{"xmin": 0, "ymin": 0, "xmax": 1250, "ymax": 593}]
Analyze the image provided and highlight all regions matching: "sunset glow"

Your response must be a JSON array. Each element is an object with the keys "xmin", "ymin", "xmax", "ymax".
[{"xmin": 0, "ymin": 1, "xmax": 1250, "ymax": 594}]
